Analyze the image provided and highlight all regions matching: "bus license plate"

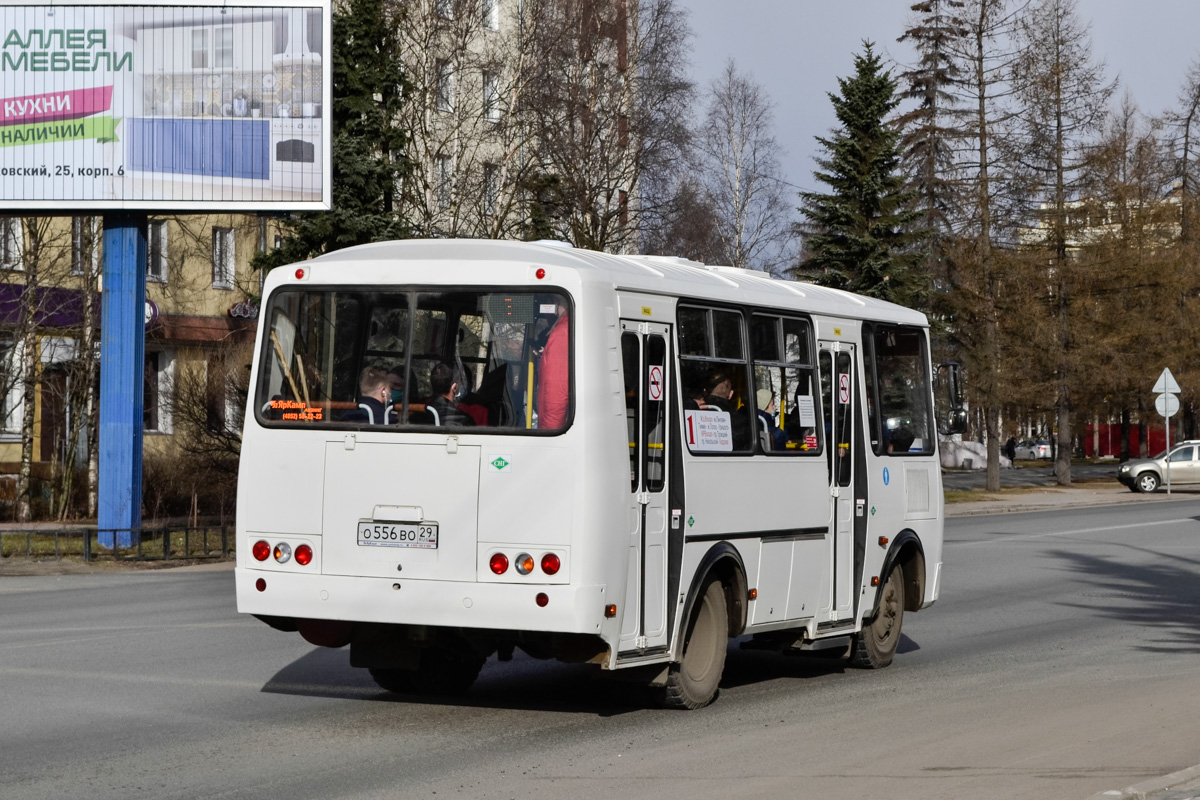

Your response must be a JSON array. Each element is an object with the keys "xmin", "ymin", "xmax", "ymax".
[{"xmin": 357, "ymin": 522, "xmax": 438, "ymax": 549}]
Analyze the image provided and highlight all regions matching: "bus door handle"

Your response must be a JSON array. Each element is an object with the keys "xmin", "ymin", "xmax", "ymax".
[{"xmin": 637, "ymin": 491, "xmax": 650, "ymax": 505}]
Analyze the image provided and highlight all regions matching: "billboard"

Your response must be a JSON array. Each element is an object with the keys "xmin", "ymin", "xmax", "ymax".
[{"xmin": 0, "ymin": 1, "xmax": 330, "ymax": 210}]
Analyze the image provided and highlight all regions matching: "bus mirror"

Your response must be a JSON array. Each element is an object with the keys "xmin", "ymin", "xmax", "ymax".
[{"xmin": 935, "ymin": 361, "xmax": 966, "ymax": 436}]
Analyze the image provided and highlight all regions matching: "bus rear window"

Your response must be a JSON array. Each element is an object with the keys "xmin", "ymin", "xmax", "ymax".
[{"xmin": 255, "ymin": 288, "xmax": 571, "ymax": 432}]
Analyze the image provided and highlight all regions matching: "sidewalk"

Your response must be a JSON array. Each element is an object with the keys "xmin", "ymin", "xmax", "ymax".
[
  {"xmin": 946, "ymin": 482, "xmax": 1199, "ymax": 517},
  {"xmin": 1086, "ymin": 764, "xmax": 1200, "ymax": 800}
]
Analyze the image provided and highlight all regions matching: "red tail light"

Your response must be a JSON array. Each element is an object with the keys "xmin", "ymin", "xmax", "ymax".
[
  {"xmin": 489, "ymin": 552, "xmax": 509, "ymax": 574},
  {"xmin": 295, "ymin": 544, "xmax": 313, "ymax": 566},
  {"xmin": 252, "ymin": 540, "xmax": 270, "ymax": 561},
  {"xmin": 535, "ymin": 592, "xmax": 549, "ymax": 607},
  {"xmin": 540, "ymin": 553, "xmax": 560, "ymax": 575}
]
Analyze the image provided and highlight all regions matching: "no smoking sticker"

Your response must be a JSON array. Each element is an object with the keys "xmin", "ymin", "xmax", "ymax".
[{"xmin": 648, "ymin": 365, "xmax": 663, "ymax": 401}]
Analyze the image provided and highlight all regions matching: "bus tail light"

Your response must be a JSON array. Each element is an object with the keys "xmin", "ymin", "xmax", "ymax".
[
  {"xmin": 535, "ymin": 592, "xmax": 549, "ymax": 607},
  {"xmin": 540, "ymin": 553, "xmax": 560, "ymax": 575},
  {"xmin": 255, "ymin": 578, "xmax": 267, "ymax": 592},
  {"xmin": 515, "ymin": 553, "xmax": 535, "ymax": 575},
  {"xmin": 252, "ymin": 540, "xmax": 271, "ymax": 561},
  {"xmin": 273, "ymin": 542, "xmax": 292, "ymax": 563},
  {"xmin": 489, "ymin": 552, "xmax": 509, "ymax": 574},
  {"xmin": 295, "ymin": 544, "xmax": 313, "ymax": 566}
]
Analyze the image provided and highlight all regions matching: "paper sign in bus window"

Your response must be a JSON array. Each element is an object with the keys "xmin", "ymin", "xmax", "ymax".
[
  {"xmin": 685, "ymin": 409, "xmax": 733, "ymax": 452},
  {"xmin": 796, "ymin": 395, "xmax": 816, "ymax": 427}
]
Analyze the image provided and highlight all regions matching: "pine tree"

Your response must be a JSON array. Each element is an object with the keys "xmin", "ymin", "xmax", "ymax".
[
  {"xmin": 254, "ymin": 0, "xmax": 410, "ymax": 273},
  {"xmin": 796, "ymin": 42, "xmax": 925, "ymax": 307},
  {"xmin": 897, "ymin": 0, "xmax": 966, "ymax": 285}
]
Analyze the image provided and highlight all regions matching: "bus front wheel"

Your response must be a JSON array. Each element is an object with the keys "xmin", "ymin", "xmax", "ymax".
[
  {"xmin": 655, "ymin": 578, "xmax": 728, "ymax": 709},
  {"xmin": 849, "ymin": 565, "xmax": 904, "ymax": 669}
]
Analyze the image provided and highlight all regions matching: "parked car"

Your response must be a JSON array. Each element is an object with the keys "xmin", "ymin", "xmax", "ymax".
[
  {"xmin": 1117, "ymin": 441, "xmax": 1200, "ymax": 492},
  {"xmin": 1014, "ymin": 439, "xmax": 1052, "ymax": 460}
]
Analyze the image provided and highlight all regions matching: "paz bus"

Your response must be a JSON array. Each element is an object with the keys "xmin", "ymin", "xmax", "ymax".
[{"xmin": 236, "ymin": 239, "xmax": 963, "ymax": 708}]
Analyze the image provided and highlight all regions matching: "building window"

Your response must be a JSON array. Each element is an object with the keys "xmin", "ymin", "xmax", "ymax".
[
  {"xmin": 0, "ymin": 217, "xmax": 21, "ymax": 270},
  {"xmin": 146, "ymin": 219, "xmax": 168, "ymax": 282},
  {"xmin": 483, "ymin": 163, "xmax": 499, "ymax": 216},
  {"xmin": 482, "ymin": 0, "xmax": 499, "ymax": 30},
  {"xmin": 215, "ymin": 26, "xmax": 234, "ymax": 69},
  {"xmin": 436, "ymin": 154, "xmax": 454, "ymax": 209},
  {"xmin": 212, "ymin": 226, "xmax": 234, "ymax": 289},
  {"xmin": 71, "ymin": 216, "xmax": 99, "ymax": 276},
  {"xmin": 436, "ymin": 59, "xmax": 454, "ymax": 112},
  {"xmin": 483, "ymin": 70, "xmax": 500, "ymax": 122},
  {"xmin": 205, "ymin": 354, "xmax": 243, "ymax": 435},
  {"xmin": 144, "ymin": 350, "xmax": 176, "ymax": 434},
  {"xmin": 192, "ymin": 29, "xmax": 208, "ymax": 69}
]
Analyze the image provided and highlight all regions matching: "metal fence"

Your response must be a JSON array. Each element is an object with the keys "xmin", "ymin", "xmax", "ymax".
[{"xmin": 0, "ymin": 525, "xmax": 232, "ymax": 562}]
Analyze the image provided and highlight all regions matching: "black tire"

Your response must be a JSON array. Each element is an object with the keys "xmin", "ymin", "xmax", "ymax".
[
  {"xmin": 849, "ymin": 565, "xmax": 904, "ymax": 669},
  {"xmin": 369, "ymin": 646, "xmax": 484, "ymax": 696},
  {"xmin": 1136, "ymin": 472, "xmax": 1160, "ymax": 493},
  {"xmin": 368, "ymin": 667, "xmax": 413, "ymax": 694},
  {"xmin": 655, "ymin": 578, "xmax": 728, "ymax": 709}
]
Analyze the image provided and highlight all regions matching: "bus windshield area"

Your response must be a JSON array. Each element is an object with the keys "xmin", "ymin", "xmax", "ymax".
[{"xmin": 255, "ymin": 288, "xmax": 571, "ymax": 432}]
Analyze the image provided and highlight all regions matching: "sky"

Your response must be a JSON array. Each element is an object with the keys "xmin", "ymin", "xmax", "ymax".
[{"xmin": 683, "ymin": 0, "xmax": 1200, "ymax": 197}]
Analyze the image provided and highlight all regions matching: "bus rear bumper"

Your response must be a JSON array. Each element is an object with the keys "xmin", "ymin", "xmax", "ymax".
[{"xmin": 235, "ymin": 567, "xmax": 609, "ymax": 635}]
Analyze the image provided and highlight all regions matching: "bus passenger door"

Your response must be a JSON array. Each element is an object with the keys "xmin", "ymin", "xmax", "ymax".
[
  {"xmin": 819, "ymin": 342, "xmax": 856, "ymax": 622},
  {"xmin": 619, "ymin": 322, "xmax": 671, "ymax": 654}
]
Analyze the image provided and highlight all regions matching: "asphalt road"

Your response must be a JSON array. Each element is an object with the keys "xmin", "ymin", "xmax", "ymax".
[{"xmin": 3, "ymin": 500, "xmax": 1200, "ymax": 800}]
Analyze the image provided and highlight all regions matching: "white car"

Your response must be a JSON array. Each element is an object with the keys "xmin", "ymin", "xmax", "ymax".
[{"xmin": 1014, "ymin": 439, "xmax": 1051, "ymax": 460}]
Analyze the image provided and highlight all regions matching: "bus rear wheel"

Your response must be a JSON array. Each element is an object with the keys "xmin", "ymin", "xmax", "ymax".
[
  {"xmin": 655, "ymin": 578, "xmax": 728, "ymax": 709},
  {"xmin": 369, "ymin": 646, "xmax": 485, "ymax": 696},
  {"xmin": 849, "ymin": 565, "xmax": 904, "ymax": 669}
]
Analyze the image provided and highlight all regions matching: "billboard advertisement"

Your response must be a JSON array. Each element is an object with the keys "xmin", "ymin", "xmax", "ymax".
[{"xmin": 0, "ymin": 1, "xmax": 331, "ymax": 210}]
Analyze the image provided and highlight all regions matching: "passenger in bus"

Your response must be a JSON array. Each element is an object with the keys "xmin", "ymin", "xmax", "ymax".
[
  {"xmin": 535, "ymin": 299, "xmax": 569, "ymax": 429},
  {"xmin": 683, "ymin": 379, "xmax": 709, "ymax": 411},
  {"xmin": 888, "ymin": 426, "xmax": 915, "ymax": 454},
  {"xmin": 428, "ymin": 362, "xmax": 475, "ymax": 426},
  {"xmin": 343, "ymin": 365, "xmax": 396, "ymax": 425},
  {"xmin": 755, "ymin": 389, "xmax": 787, "ymax": 451},
  {"xmin": 705, "ymin": 367, "xmax": 752, "ymax": 449}
]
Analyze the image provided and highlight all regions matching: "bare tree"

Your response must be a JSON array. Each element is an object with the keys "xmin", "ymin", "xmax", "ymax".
[
  {"xmin": 521, "ymin": 0, "xmax": 693, "ymax": 252},
  {"xmin": 394, "ymin": 0, "xmax": 542, "ymax": 238},
  {"xmin": 1167, "ymin": 56, "xmax": 1200, "ymax": 244},
  {"xmin": 1008, "ymin": 0, "xmax": 1114, "ymax": 485},
  {"xmin": 696, "ymin": 60, "xmax": 792, "ymax": 272},
  {"xmin": 942, "ymin": 0, "xmax": 1024, "ymax": 489}
]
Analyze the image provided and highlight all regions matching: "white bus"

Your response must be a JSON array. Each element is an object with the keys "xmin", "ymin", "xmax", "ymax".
[{"xmin": 236, "ymin": 239, "xmax": 963, "ymax": 708}]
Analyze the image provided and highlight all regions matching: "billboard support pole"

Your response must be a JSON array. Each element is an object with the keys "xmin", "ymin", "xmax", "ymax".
[{"xmin": 98, "ymin": 213, "xmax": 146, "ymax": 548}]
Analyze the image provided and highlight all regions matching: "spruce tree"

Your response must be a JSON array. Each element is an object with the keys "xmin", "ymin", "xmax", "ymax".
[
  {"xmin": 254, "ymin": 0, "xmax": 410, "ymax": 273},
  {"xmin": 796, "ymin": 42, "xmax": 925, "ymax": 306},
  {"xmin": 897, "ymin": 1, "xmax": 966, "ymax": 286}
]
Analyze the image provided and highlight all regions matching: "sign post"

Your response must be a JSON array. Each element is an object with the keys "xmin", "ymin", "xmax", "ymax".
[{"xmin": 1153, "ymin": 368, "xmax": 1182, "ymax": 495}]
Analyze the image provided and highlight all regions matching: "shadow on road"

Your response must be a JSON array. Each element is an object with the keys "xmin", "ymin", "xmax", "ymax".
[
  {"xmin": 1050, "ymin": 543, "xmax": 1200, "ymax": 654},
  {"xmin": 259, "ymin": 633, "xmax": 909, "ymax": 713}
]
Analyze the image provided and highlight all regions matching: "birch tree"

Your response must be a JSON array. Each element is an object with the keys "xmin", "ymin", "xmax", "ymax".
[{"xmin": 696, "ymin": 60, "xmax": 792, "ymax": 272}]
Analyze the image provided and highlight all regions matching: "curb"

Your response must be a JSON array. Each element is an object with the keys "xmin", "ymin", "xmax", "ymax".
[{"xmin": 1085, "ymin": 764, "xmax": 1200, "ymax": 800}]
